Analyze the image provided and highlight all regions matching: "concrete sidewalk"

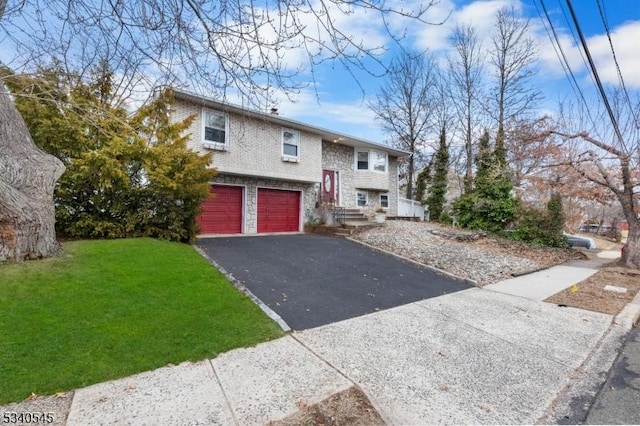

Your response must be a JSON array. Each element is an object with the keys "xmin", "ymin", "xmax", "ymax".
[
  {"xmin": 484, "ymin": 253, "xmax": 617, "ymax": 301},
  {"xmin": 65, "ymin": 288, "xmax": 617, "ymax": 425}
]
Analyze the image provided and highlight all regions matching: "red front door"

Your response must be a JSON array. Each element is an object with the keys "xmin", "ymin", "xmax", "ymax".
[{"xmin": 322, "ymin": 170, "xmax": 338, "ymax": 204}]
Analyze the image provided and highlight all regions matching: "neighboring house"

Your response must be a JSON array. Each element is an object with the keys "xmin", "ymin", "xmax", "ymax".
[{"xmin": 171, "ymin": 90, "xmax": 408, "ymax": 235}]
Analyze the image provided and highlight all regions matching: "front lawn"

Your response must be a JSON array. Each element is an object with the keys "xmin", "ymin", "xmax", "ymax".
[{"xmin": 0, "ymin": 238, "xmax": 283, "ymax": 404}]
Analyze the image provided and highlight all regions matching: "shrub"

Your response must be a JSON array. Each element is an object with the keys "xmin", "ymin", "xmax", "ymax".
[
  {"xmin": 452, "ymin": 188, "xmax": 517, "ymax": 233},
  {"xmin": 7, "ymin": 66, "xmax": 214, "ymax": 242},
  {"xmin": 509, "ymin": 195, "xmax": 567, "ymax": 247},
  {"xmin": 451, "ymin": 130, "xmax": 517, "ymax": 233}
]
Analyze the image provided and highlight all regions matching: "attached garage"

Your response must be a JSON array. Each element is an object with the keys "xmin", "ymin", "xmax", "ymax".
[
  {"xmin": 257, "ymin": 188, "xmax": 301, "ymax": 233},
  {"xmin": 197, "ymin": 185, "xmax": 243, "ymax": 234}
]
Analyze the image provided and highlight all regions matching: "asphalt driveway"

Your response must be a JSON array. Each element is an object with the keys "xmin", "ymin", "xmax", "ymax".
[{"xmin": 197, "ymin": 234, "xmax": 470, "ymax": 330}]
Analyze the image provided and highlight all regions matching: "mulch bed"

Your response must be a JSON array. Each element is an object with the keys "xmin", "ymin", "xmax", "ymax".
[{"xmin": 545, "ymin": 266, "xmax": 640, "ymax": 315}]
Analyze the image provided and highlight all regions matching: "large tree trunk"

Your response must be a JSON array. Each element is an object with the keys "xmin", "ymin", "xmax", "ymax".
[
  {"xmin": 624, "ymin": 221, "xmax": 640, "ymax": 267},
  {"xmin": 0, "ymin": 85, "xmax": 65, "ymax": 261},
  {"xmin": 617, "ymin": 163, "xmax": 640, "ymax": 267},
  {"xmin": 620, "ymin": 196, "xmax": 640, "ymax": 268}
]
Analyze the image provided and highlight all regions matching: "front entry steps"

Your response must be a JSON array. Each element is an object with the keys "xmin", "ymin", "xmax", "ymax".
[
  {"xmin": 334, "ymin": 208, "xmax": 369, "ymax": 223},
  {"xmin": 306, "ymin": 208, "xmax": 384, "ymax": 237},
  {"xmin": 333, "ymin": 221, "xmax": 384, "ymax": 237}
]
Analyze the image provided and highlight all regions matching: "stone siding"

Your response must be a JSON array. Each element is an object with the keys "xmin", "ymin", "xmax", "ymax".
[
  {"xmin": 173, "ymin": 97, "xmax": 402, "ymax": 220},
  {"xmin": 321, "ymin": 141, "xmax": 398, "ymax": 215},
  {"xmin": 321, "ymin": 141, "xmax": 356, "ymax": 208},
  {"xmin": 211, "ymin": 174, "xmax": 316, "ymax": 233}
]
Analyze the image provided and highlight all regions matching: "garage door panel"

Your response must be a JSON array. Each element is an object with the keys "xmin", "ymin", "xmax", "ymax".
[
  {"xmin": 197, "ymin": 185, "xmax": 243, "ymax": 234},
  {"xmin": 257, "ymin": 188, "xmax": 300, "ymax": 233}
]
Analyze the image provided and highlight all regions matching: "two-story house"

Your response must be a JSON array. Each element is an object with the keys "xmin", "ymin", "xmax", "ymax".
[{"xmin": 171, "ymin": 90, "xmax": 408, "ymax": 235}]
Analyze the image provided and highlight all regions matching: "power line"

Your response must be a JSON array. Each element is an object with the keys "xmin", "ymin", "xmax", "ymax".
[
  {"xmin": 565, "ymin": 0, "xmax": 626, "ymax": 147},
  {"xmin": 595, "ymin": 0, "xmax": 640, "ymax": 129},
  {"xmin": 558, "ymin": 1, "xmax": 599, "ymax": 98},
  {"xmin": 534, "ymin": 0, "xmax": 597, "ymax": 130}
]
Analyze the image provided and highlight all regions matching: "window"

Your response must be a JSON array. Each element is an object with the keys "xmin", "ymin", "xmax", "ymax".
[
  {"xmin": 356, "ymin": 149, "xmax": 387, "ymax": 172},
  {"xmin": 282, "ymin": 129, "xmax": 300, "ymax": 159},
  {"xmin": 372, "ymin": 151, "xmax": 387, "ymax": 172},
  {"xmin": 357, "ymin": 151, "xmax": 369, "ymax": 170},
  {"xmin": 380, "ymin": 194, "xmax": 389, "ymax": 208},
  {"xmin": 203, "ymin": 110, "xmax": 227, "ymax": 148},
  {"xmin": 357, "ymin": 191, "xmax": 368, "ymax": 207}
]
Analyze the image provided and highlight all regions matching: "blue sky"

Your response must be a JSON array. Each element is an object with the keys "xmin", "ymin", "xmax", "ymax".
[
  {"xmin": 269, "ymin": 0, "xmax": 640, "ymax": 144},
  {"xmin": 0, "ymin": 0, "xmax": 637, "ymax": 147}
]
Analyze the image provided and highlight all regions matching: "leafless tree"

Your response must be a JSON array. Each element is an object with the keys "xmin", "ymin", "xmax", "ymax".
[
  {"xmin": 369, "ymin": 51, "xmax": 439, "ymax": 199},
  {"xmin": 552, "ymin": 89, "xmax": 640, "ymax": 267},
  {"xmin": 505, "ymin": 116, "xmax": 560, "ymax": 195},
  {"xmin": 488, "ymin": 6, "xmax": 541, "ymax": 154},
  {"xmin": 447, "ymin": 24, "xmax": 483, "ymax": 193},
  {"xmin": 0, "ymin": 0, "xmax": 441, "ymax": 260},
  {"xmin": 1, "ymin": 0, "xmax": 440, "ymax": 106}
]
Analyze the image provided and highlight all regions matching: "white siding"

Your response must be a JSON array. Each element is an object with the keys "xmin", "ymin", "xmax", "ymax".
[{"xmin": 172, "ymin": 99, "xmax": 322, "ymax": 183}]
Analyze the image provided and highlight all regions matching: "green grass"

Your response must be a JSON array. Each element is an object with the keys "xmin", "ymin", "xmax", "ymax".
[{"xmin": 0, "ymin": 238, "xmax": 284, "ymax": 404}]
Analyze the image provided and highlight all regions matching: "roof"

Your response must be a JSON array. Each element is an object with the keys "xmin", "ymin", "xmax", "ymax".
[{"xmin": 172, "ymin": 89, "xmax": 409, "ymax": 158}]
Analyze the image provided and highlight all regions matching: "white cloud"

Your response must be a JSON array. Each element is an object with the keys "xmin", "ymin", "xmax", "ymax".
[
  {"xmin": 247, "ymin": 0, "xmax": 391, "ymax": 73},
  {"xmin": 273, "ymin": 88, "xmax": 384, "ymax": 142},
  {"xmin": 534, "ymin": 17, "xmax": 640, "ymax": 90},
  {"xmin": 410, "ymin": 0, "xmax": 521, "ymax": 53},
  {"xmin": 586, "ymin": 21, "xmax": 640, "ymax": 89}
]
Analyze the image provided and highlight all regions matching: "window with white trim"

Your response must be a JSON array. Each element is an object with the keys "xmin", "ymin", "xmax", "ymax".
[
  {"xmin": 372, "ymin": 151, "xmax": 387, "ymax": 172},
  {"xmin": 380, "ymin": 193, "xmax": 389, "ymax": 208},
  {"xmin": 357, "ymin": 151, "xmax": 369, "ymax": 170},
  {"xmin": 357, "ymin": 191, "xmax": 368, "ymax": 207},
  {"xmin": 282, "ymin": 129, "xmax": 300, "ymax": 159},
  {"xmin": 202, "ymin": 109, "xmax": 228, "ymax": 149},
  {"xmin": 355, "ymin": 149, "xmax": 387, "ymax": 172}
]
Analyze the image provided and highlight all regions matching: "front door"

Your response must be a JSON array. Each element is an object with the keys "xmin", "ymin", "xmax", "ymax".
[{"xmin": 322, "ymin": 169, "xmax": 338, "ymax": 205}]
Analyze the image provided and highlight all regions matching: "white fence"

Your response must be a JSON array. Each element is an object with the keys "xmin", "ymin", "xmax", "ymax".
[{"xmin": 397, "ymin": 198, "xmax": 426, "ymax": 220}]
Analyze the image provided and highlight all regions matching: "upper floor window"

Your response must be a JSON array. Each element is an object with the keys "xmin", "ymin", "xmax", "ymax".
[
  {"xmin": 372, "ymin": 151, "xmax": 387, "ymax": 172},
  {"xmin": 203, "ymin": 109, "xmax": 228, "ymax": 149},
  {"xmin": 356, "ymin": 149, "xmax": 387, "ymax": 172},
  {"xmin": 282, "ymin": 129, "xmax": 300, "ymax": 159},
  {"xmin": 357, "ymin": 151, "xmax": 369, "ymax": 170}
]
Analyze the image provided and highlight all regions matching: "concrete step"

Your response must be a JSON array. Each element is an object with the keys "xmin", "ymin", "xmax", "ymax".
[
  {"xmin": 339, "ymin": 216, "xmax": 369, "ymax": 221},
  {"xmin": 342, "ymin": 221, "xmax": 384, "ymax": 230}
]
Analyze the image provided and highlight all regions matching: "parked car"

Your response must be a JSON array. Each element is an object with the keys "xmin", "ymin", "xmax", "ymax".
[{"xmin": 565, "ymin": 234, "xmax": 596, "ymax": 249}]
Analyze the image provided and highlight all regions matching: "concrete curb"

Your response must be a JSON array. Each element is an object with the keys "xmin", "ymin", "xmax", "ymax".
[
  {"xmin": 510, "ymin": 263, "xmax": 554, "ymax": 278},
  {"xmin": 541, "ymin": 279, "xmax": 640, "ymax": 423},
  {"xmin": 345, "ymin": 237, "xmax": 478, "ymax": 287},
  {"xmin": 614, "ymin": 287, "xmax": 640, "ymax": 329},
  {"xmin": 538, "ymin": 320, "xmax": 628, "ymax": 424},
  {"xmin": 192, "ymin": 245, "xmax": 292, "ymax": 333}
]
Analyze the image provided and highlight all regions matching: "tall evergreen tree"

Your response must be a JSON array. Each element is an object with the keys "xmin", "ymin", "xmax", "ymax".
[
  {"xmin": 426, "ymin": 125, "xmax": 449, "ymax": 221},
  {"xmin": 474, "ymin": 129, "xmax": 492, "ymax": 185},
  {"xmin": 453, "ymin": 129, "xmax": 517, "ymax": 232},
  {"xmin": 5, "ymin": 65, "xmax": 214, "ymax": 242},
  {"xmin": 415, "ymin": 158, "xmax": 434, "ymax": 206}
]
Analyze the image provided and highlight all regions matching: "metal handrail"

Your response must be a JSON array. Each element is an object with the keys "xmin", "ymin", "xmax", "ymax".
[{"xmin": 333, "ymin": 206, "xmax": 346, "ymax": 224}]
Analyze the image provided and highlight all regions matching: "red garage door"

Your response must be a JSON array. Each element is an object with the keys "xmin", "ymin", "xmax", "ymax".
[
  {"xmin": 257, "ymin": 188, "xmax": 300, "ymax": 233},
  {"xmin": 197, "ymin": 185, "xmax": 243, "ymax": 234}
]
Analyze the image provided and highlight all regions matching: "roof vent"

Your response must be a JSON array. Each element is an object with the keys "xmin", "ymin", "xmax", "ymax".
[{"xmin": 270, "ymin": 107, "xmax": 279, "ymax": 115}]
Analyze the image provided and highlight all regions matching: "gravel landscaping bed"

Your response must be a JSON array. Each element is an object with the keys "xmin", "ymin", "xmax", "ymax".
[{"xmin": 353, "ymin": 221, "xmax": 578, "ymax": 286}]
